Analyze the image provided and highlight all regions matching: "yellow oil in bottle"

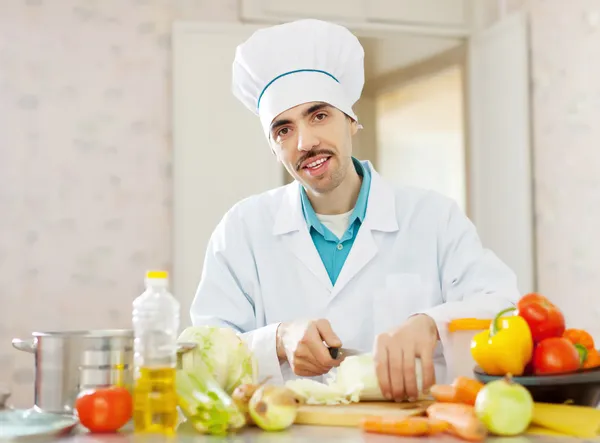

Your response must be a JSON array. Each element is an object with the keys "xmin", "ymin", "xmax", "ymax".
[{"xmin": 133, "ymin": 366, "xmax": 178, "ymax": 434}]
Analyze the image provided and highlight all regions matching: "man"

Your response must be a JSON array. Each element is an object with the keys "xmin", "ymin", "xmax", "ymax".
[{"xmin": 190, "ymin": 19, "xmax": 520, "ymax": 401}]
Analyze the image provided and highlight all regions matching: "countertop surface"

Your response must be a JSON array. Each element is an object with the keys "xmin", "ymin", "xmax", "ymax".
[{"xmin": 49, "ymin": 424, "xmax": 586, "ymax": 443}]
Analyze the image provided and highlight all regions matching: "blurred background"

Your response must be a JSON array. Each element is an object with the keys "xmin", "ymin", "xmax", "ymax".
[{"xmin": 1, "ymin": 0, "xmax": 599, "ymax": 407}]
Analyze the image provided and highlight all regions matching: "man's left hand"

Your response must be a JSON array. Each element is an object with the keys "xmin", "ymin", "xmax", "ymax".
[{"xmin": 373, "ymin": 314, "xmax": 439, "ymax": 402}]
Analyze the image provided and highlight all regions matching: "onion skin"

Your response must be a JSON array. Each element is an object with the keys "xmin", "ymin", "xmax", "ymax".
[
  {"xmin": 248, "ymin": 385, "xmax": 298, "ymax": 431},
  {"xmin": 231, "ymin": 383, "xmax": 259, "ymax": 425}
]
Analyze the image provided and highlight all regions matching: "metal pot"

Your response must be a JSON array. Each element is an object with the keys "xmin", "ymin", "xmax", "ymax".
[{"xmin": 12, "ymin": 329, "xmax": 134, "ymax": 414}]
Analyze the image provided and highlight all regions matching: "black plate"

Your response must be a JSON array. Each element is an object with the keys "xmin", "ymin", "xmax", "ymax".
[{"xmin": 473, "ymin": 365, "xmax": 600, "ymax": 407}]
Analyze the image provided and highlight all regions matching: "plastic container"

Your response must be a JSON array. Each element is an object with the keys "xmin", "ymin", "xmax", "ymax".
[
  {"xmin": 132, "ymin": 270, "xmax": 180, "ymax": 435},
  {"xmin": 446, "ymin": 318, "xmax": 492, "ymax": 379}
]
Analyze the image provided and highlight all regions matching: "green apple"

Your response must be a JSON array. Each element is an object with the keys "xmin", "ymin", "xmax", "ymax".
[{"xmin": 474, "ymin": 375, "xmax": 534, "ymax": 436}]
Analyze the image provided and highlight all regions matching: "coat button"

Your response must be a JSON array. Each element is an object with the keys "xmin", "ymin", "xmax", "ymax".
[{"xmin": 337, "ymin": 243, "xmax": 343, "ymax": 250}]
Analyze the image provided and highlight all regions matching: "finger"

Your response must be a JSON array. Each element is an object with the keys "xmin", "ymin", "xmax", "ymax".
[
  {"xmin": 295, "ymin": 338, "xmax": 331, "ymax": 373},
  {"xmin": 419, "ymin": 343, "xmax": 436, "ymax": 393},
  {"xmin": 389, "ymin": 346, "xmax": 406, "ymax": 402},
  {"xmin": 315, "ymin": 319, "xmax": 342, "ymax": 348},
  {"xmin": 402, "ymin": 347, "xmax": 419, "ymax": 400},
  {"xmin": 294, "ymin": 359, "xmax": 329, "ymax": 377},
  {"xmin": 305, "ymin": 325, "xmax": 337, "ymax": 367},
  {"xmin": 374, "ymin": 339, "xmax": 392, "ymax": 400}
]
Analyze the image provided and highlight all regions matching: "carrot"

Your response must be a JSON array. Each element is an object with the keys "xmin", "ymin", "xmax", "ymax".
[
  {"xmin": 430, "ymin": 384, "xmax": 457, "ymax": 402},
  {"xmin": 430, "ymin": 377, "xmax": 484, "ymax": 405},
  {"xmin": 453, "ymin": 376, "xmax": 484, "ymax": 405},
  {"xmin": 426, "ymin": 403, "xmax": 487, "ymax": 442},
  {"xmin": 427, "ymin": 418, "xmax": 451, "ymax": 434},
  {"xmin": 360, "ymin": 416, "xmax": 448, "ymax": 436}
]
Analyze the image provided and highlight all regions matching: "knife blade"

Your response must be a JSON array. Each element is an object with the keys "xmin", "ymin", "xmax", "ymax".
[{"xmin": 328, "ymin": 347, "xmax": 362, "ymax": 359}]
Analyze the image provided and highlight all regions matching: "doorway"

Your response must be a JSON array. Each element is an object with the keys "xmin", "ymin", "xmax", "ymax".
[{"xmin": 357, "ymin": 45, "xmax": 468, "ymax": 215}]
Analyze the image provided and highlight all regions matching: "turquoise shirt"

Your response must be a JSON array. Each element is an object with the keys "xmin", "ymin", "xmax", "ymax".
[{"xmin": 300, "ymin": 158, "xmax": 371, "ymax": 285}]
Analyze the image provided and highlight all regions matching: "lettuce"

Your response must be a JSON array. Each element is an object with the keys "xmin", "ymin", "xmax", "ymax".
[
  {"xmin": 176, "ymin": 367, "xmax": 245, "ymax": 435},
  {"xmin": 177, "ymin": 326, "xmax": 258, "ymax": 395}
]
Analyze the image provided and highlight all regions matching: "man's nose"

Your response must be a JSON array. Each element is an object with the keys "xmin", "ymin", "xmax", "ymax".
[{"xmin": 297, "ymin": 126, "xmax": 319, "ymax": 152}]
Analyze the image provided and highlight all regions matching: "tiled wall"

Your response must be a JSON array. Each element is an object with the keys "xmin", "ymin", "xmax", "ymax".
[
  {"xmin": 0, "ymin": 0, "xmax": 238, "ymax": 408},
  {"xmin": 1, "ymin": 0, "xmax": 599, "ymax": 408},
  {"xmin": 528, "ymin": 0, "xmax": 600, "ymax": 342}
]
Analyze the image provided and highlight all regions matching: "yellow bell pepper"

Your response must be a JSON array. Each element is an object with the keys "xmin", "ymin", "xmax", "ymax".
[{"xmin": 470, "ymin": 307, "xmax": 533, "ymax": 376}]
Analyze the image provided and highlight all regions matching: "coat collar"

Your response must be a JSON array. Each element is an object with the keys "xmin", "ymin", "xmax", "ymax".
[{"xmin": 272, "ymin": 160, "xmax": 398, "ymax": 236}]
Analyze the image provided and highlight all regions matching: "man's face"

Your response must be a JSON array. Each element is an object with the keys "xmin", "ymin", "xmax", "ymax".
[{"xmin": 268, "ymin": 102, "xmax": 358, "ymax": 195}]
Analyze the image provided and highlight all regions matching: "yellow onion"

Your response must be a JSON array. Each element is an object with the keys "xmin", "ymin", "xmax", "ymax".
[
  {"xmin": 231, "ymin": 383, "xmax": 260, "ymax": 424},
  {"xmin": 248, "ymin": 385, "xmax": 298, "ymax": 431}
]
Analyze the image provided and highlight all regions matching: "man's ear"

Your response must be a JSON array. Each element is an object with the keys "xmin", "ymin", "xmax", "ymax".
[
  {"xmin": 349, "ymin": 118, "xmax": 359, "ymax": 136},
  {"xmin": 269, "ymin": 142, "xmax": 280, "ymax": 161}
]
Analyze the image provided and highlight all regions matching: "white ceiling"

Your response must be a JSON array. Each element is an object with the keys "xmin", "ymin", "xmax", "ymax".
[{"xmin": 360, "ymin": 35, "xmax": 463, "ymax": 81}]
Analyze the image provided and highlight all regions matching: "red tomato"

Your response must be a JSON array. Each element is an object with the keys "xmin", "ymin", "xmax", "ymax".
[
  {"xmin": 516, "ymin": 293, "xmax": 565, "ymax": 343},
  {"xmin": 532, "ymin": 337, "xmax": 581, "ymax": 375},
  {"xmin": 75, "ymin": 386, "xmax": 133, "ymax": 433}
]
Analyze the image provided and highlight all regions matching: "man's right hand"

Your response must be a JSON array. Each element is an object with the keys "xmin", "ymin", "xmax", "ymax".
[{"xmin": 276, "ymin": 319, "xmax": 343, "ymax": 377}]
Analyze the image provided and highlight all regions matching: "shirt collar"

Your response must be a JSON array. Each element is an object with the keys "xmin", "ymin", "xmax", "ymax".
[{"xmin": 300, "ymin": 157, "xmax": 372, "ymax": 234}]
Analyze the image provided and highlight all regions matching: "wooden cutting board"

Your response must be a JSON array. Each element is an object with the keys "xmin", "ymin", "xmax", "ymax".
[{"xmin": 295, "ymin": 400, "xmax": 434, "ymax": 427}]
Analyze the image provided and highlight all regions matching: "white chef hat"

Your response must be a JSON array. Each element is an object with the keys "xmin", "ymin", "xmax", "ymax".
[{"xmin": 232, "ymin": 19, "xmax": 365, "ymax": 138}]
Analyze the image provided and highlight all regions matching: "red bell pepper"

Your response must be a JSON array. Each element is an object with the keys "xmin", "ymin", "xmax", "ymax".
[{"xmin": 516, "ymin": 293, "xmax": 565, "ymax": 343}]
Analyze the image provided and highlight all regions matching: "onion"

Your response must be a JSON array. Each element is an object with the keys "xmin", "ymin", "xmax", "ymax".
[
  {"xmin": 231, "ymin": 383, "xmax": 260, "ymax": 424},
  {"xmin": 248, "ymin": 385, "xmax": 298, "ymax": 431},
  {"xmin": 474, "ymin": 374, "xmax": 534, "ymax": 435}
]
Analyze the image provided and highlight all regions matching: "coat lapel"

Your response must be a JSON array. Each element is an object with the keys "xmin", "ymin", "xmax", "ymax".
[
  {"xmin": 272, "ymin": 182, "xmax": 333, "ymax": 291},
  {"xmin": 331, "ymin": 164, "xmax": 399, "ymax": 297}
]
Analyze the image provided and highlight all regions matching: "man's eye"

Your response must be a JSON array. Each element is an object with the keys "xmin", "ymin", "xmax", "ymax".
[
  {"xmin": 277, "ymin": 127, "xmax": 289, "ymax": 137},
  {"xmin": 314, "ymin": 113, "xmax": 327, "ymax": 121}
]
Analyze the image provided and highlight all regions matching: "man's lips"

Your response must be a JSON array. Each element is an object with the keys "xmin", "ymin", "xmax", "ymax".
[{"xmin": 298, "ymin": 154, "xmax": 331, "ymax": 170}]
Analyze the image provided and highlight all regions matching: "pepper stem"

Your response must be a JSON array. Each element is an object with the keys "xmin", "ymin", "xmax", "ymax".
[{"xmin": 490, "ymin": 307, "xmax": 517, "ymax": 337}]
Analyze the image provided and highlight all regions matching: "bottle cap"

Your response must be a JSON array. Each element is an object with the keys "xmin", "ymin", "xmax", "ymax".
[{"xmin": 146, "ymin": 270, "xmax": 168, "ymax": 280}]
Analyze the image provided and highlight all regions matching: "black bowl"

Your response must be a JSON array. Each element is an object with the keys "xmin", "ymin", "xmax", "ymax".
[{"xmin": 473, "ymin": 365, "xmax": 600, "ymax": 407}]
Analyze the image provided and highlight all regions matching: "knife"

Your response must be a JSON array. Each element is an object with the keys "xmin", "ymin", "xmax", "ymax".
[{"xmin": 328, "ymin": 347, "xmax": 362, "ymax": 359}]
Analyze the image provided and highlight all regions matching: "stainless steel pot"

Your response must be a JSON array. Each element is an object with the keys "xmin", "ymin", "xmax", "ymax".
[{"xmin": 12, "ymin": 329, "xmax": 134, "ymax": 414}]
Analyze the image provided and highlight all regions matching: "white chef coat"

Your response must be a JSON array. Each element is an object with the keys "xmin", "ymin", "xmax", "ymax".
[{"xmin": 190, "ymin": 160, "xmax": 520, "ymax": 386}]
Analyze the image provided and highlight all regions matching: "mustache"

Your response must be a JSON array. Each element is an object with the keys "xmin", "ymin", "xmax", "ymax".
[{"xmin": 296, "ymin": 149, "xmax": 335, "ymax": 170}]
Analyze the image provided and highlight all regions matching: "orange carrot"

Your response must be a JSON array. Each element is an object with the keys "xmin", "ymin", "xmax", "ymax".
[
  {"xmin": 426, "ymin": 403, "xmax": 487, "ymax": 442},
  {"xmin": 360, "ymin": 416, "xmax": 448, "ymax": 436},
  {"xmin": 430, "ymin": 384, "xmax": 457, "ymax": 402},
  {"xmin": 453, "ymin": 376, "xmax": 484, "ymax": 405},
  {"xmin": 427, "ymin": 418, "xmax": 451, "ymax": 434},
  {"xmin": 430, "ymin": 377, "xmax": 484, "ymax": 405}
]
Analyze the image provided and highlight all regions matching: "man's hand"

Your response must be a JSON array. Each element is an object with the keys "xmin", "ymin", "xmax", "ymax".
[
  {"xmin": 276, "ymin": 319, "xmax": 342, "ymax": 377},
  {"xmin": 373, "ymin": 314, "xmax": 439, "ymax": 402}
]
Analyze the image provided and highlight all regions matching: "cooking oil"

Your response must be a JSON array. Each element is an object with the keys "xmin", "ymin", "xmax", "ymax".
[
  {"xmin": 132, "ymin": 270, "xmax": 180, "ymax": 435},
  {"xmin": 133, "ymin": 367, "xmax": 178, "ymax": 434}
]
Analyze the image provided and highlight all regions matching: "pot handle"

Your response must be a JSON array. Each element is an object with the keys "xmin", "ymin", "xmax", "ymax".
[{"xmin": 12, "ymin": 338, "xmax": 36, "ymax": 353}]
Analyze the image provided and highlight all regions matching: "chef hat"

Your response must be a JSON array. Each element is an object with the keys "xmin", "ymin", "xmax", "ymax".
[{"xmin": 232, "ymin": 19, "xmax": 365, "ymax": 138}]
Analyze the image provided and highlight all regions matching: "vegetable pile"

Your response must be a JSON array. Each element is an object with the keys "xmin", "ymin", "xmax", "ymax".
[
  {"xmin": 471, "ymin": 292, "xmax": 600, "ymax": 376},
  {"xmin": 175, "ymin": 325, "xmax": 300, "ymax": 435},
  {"xmin": 361, "ymin": 375, "xmax": 533, "ymax": 441}
]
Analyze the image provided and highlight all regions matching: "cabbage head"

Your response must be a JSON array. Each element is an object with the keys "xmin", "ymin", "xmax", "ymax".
[
  {"xmin": 177, "ymin": 325, "xmax": 257, "ymax": 394},
  {"xmin": 329, "ymin": 353, "xmax": 424, "ymax": 401},
  {"xmin": 286, "ymin": 353, "xmax": 425, "ymax": 404}
]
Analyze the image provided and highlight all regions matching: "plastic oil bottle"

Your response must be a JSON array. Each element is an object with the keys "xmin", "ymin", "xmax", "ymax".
[{"xmin": 132, "ymin": 270, "xmax": 180, "ymax": 434}]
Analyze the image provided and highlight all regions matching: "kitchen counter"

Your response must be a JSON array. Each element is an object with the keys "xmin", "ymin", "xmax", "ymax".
[{"xmin": 52, "ymin": 423, "xmax": 585, "ymax": 443}]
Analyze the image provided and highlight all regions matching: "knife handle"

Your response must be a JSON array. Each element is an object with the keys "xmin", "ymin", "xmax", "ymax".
[{"xmin": 328, "ymin": 347, "xmax": 340, "ymax": 359}]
